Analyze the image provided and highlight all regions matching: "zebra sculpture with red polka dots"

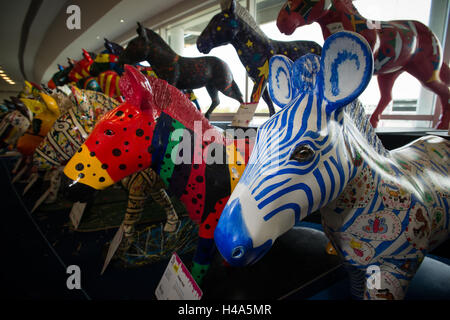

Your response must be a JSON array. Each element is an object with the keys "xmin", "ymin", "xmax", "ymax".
[{"xmin": 63, "ymin": 65, "xmax": 254, "ymax": 284}]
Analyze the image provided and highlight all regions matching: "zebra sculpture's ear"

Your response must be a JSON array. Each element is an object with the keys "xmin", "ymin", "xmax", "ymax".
[
  {"xmin": 292, "ymin": 54, "xmax": 321, "ymax": 93},
  {"xmin": 319, "ymin": 31, "xmax": 373, "ymax": 113},
  {"xmin": 119, "ymin": 65, "xmax": 155, "ymax": 112},
  {"xmin": 71, "ymin": 86, "xmax": 91, "ymax": 114},
  {"xmin": 268, "ymin": 55, "xmax": 295, "ymax": 108}
]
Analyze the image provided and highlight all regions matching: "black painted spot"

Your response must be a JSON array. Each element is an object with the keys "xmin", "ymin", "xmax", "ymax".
[
  {"xmin": 138, "ymin": 164, "xmax": 143, "ymax": 168},
  {"xmin": 87, "ymin": 164, "xmax": 91, "ymax": 168},
  {"xmin": 197, "ymin": 194, "xmax": 202, "ymax": 199},
  {"xmin": 101, "ymin": 164, "xmax": 108, "ymax": 169},
  {"xmin": 119, "ymin": 164, "xmax": 127, "ymax": 170},
  {"xmin": 192, "ymin": 198, "xmax": 197, "ymax": 204},
  {"xmin": 112, "ymin": 148, "xmax": 121, "ymax": 157},
  {"xmin": 78, "ymin": 173, "xmax": 85, "ymax": 179},
  {"xmin": 128, "ymin": 114, "xmax": 133, "ymax": 118},
  {"xmin": 75, "ymin": 163, "xmax": 84, "ymax": 171},
  {"xmin": 95, "ymin": 141, "xmax": 99, "ymax": 145},
  {"xmin": 148, "ymin": 122, "xmax": 152, "ymax": 126},
  {"xmin": 99, "ymin": 177, "xmax": 105, "ymax": 182},
  {"xmin": 193, "ymin": 164, "xmax": 199, "ymax": 170},
  {"xmin": 138, "ymin": 155, "xmax": 142, "ymax": 159},
  {"xmin": 145, "ymin": 136, "xmax": 150, "ymax": 140},
  {"xmin": 124, "ymin": 141, "xmax": 129, "ymax": 145},
  {"xmin": 123, "ymin": 128, "xmax": 127, "ymax": 131},
  {"xmin": 115, "ymin": 110, "xmax": 124, "ymax": 117},
  {"xmin": 196, "ymin": 176, "xmax": 204, "ymax": 183},
  {"xmin": 165, "ymin": 154, "xmax": 171, "ymax": 159},
  {"xmin": 77, "ymin": 147, "xmax": 83, "ymax": 153},
  {"xmin": 136, "ymin": 129, "xmax": 144, "ymax": 137},
  {"xmin": 205, "ymin": 224, "xmax": 210, "ymax": 230},
  {"xmin": 90, "ymin": 151, "xmax": 95, "ymax": 157},
  {"xmin": 147, "ymin": 146, "xmax": 153, "ymax": 153}
]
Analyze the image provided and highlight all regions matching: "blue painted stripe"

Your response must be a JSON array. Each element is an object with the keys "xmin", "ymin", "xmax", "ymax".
[
  {"xmin": 263, "ymin": 203, "xmax": 301, "ymax": 223},
  {"xmin": 391, "ymin": 240, "xmax": 411, "ymax": 256},
  {"xmin": 324, "ymin": 160, "xmax": 335, "ymax": 203},
  {"xmin": 251, "ymin": 163, "xmax": 321, "ymax": 196},
  {"xmin": 255, "ymin": 178, "xmax": 291, "ymax": 201},
  {"xmin": 313, "ymin": 168, "xmax": 326, "ymax": 209},
  {"xmin": 329, "ymin": 154, "xmax": 345, "ymax": 197},
  {"xmin": 258, "ymin": 183, "xmax": 313, "ymax": 215}
]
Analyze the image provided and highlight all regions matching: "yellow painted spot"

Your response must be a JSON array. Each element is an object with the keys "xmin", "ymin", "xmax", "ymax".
[
  {"xmin": 257, "ymin": 60, "xmax": 269, "ymax": 79},
  {"xmin": 246, "ymin": 39, "xmax": 253, "ymax": 47},
  {"xmin": 217, "ymin": 26, "xmax": 221, "ymax": 31},
  {"xmin": 426, "ymin": 69, "xmax": 439, "ymax": 83},
  {"xmin": 326, "ymin": 242, "xmax": 338, "ymax": 255},
  {"xmin": 311, "ymin": 48, "xmax": 315, "ymax": 53},
  {"xmin": 270, "ymin": 50, "xmax": 274, "ymax": 54},
  {"xmin": 294, "ymin": 47, "xmax": 298, "ymax": 51},
  {"xmin": 63, "ymin": 144, "xmax": 115, "ymax": 190},
  {"xmin": 238, "ymin": 49, "xmax": 242, "ymax": 55},
  {"xmin": 226, "ymin": 143, "xmax": 246, "ymax": 192},
  {"xmin": 284, "ymin": 51, "xmax": 288, "ymax": 55},
  {"xmin": 224, "ymin": 13, "xmax": 229, "ymax": 18}
]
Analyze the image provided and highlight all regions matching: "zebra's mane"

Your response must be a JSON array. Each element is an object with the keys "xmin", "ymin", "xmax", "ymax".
[
  {"xmin": 220, "ymin": 0, "xmax": 267, "ymax": 39},
  {"xmin": 345, "ymin": 100, "xmax": 388, "ymax": 157}
]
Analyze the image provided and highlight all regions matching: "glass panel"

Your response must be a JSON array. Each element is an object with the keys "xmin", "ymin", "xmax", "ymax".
[{"xmin": 166, "ymin": 0, "xmax": 247, "ymax": 114}]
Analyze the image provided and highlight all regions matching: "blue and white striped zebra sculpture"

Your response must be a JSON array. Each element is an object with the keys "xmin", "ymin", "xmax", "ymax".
[{"xmin": 214, "ymin": 31, "xmax": 450, "ymax": 300}]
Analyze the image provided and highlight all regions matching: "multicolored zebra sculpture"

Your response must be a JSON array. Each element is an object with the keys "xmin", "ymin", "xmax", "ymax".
[
  {"xmin": 196, "ymin": 0, "xmax": 322, "ymax": 116},
  {"xmin": 119, "ymin": 22, "xmax": 244, "ymax": 119},
  {"xmin": 214, "ymin": 31, "xmax": 450, "ymax": 300},
  {"xmin": 63, "ymin": 65, "xmax": 254, "ymax": 284},
  {"xmin": 276, "ymin": 0, "xmax": 450, "ymax": 129},
  {"xmin": 31, "ymin": 88, "xmax": 180, "ymax": 250}
]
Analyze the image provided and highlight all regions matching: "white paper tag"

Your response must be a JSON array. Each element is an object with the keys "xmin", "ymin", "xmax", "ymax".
[
  {"xmin": 101, "ymin": 224, "xmax": 124, "ymax": 275},
  {"xmin": 231, "ymin": 103, "xmax": 258, "ymax": 128},
  {"xmin": 327, "ymin": 22, "xmax": 345, "ymax": 34},
  {"xmin": 155, "ymin": 252, "xmax": 203, "ymax": 300},
  {"xmin": 69, "ymin": 202, "xmax": 87, "ymax": 229}
]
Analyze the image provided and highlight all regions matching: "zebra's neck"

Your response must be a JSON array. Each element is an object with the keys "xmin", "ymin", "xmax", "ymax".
[{"xmin": 343, "ymin": 100, "xmax": 388, "ymax": 158}]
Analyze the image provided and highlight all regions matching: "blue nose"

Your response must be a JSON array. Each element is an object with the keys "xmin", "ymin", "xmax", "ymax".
[{"xmin": 215, "ymin": 198, "xmax": 272, "ymax": 266}]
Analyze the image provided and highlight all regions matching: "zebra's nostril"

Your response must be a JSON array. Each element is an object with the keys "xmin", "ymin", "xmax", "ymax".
[{"xmin": 231, "ymin": 246, "xmax": 245, "ymax": 259}]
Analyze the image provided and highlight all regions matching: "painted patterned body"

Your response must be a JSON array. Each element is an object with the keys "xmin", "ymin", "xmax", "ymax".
[
  {"xmin": 214, "ymin": 31, "xmax": 450, "ymax": 299},
  {"xmin": 277, "ymin": 0, "xmax": 450, "ymax": 129},
  {"xmin": 63, "ymin": 66, "xmax": 254, "ymax": 283},
  {"xmin": 119, "ymin": 23, "xmax": 244, "ymax": 119},
  {"xmin": 196, "ymin": 0, "xmax": 322, "ymax": 116}
]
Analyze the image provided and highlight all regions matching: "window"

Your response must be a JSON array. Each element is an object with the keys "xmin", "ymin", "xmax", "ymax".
[{"xmin": 145, "ymin": 0, "xmax": 448, "ymax": 128}]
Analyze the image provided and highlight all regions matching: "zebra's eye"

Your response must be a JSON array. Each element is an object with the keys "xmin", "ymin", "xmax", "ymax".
[
  {"xmin": 291, "ymin": 144, "xmax": 314, "ymax": 162},
  {"xmin": 104, "ymin": 129, "xmax": 115, "ymax": 136}
]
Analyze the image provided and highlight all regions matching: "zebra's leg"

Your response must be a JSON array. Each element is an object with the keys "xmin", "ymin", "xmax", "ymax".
[
  {"xmin": 343, "ymin": 263, "xmax": 367, "ymax": 300},
  {"xmin": 44, "ymin": 168, "xmax": 62, "ymax": 203},
  {"xmin": 117, "ymin": 173, "xmax": 147, "ymax": 256},
  {"xmin": 149, "ymin": 186, "xmax": 179, "ymax": 233},
  {"xmin": 369, "ymin": 71, "xmax": 402, "ymax": 128},
  {"xmin": 191, "ymin": 237, "xmax": 216, "ymax": 286},
  {"xmin": 364, "ymin": 256, "xmax": 424, "ymax": 300},
  {"xmin": 204, "ymin": 85, "xmax": 220, "ymax": 120},
  {"xmin": 262, "ymin": 87, "xmax": 276, "ymax": 116}
]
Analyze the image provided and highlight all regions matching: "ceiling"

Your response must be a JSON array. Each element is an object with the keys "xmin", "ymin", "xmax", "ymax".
[{"xmin": 0, "ymin": 0, "xmax": 203, "ymax": 97}]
